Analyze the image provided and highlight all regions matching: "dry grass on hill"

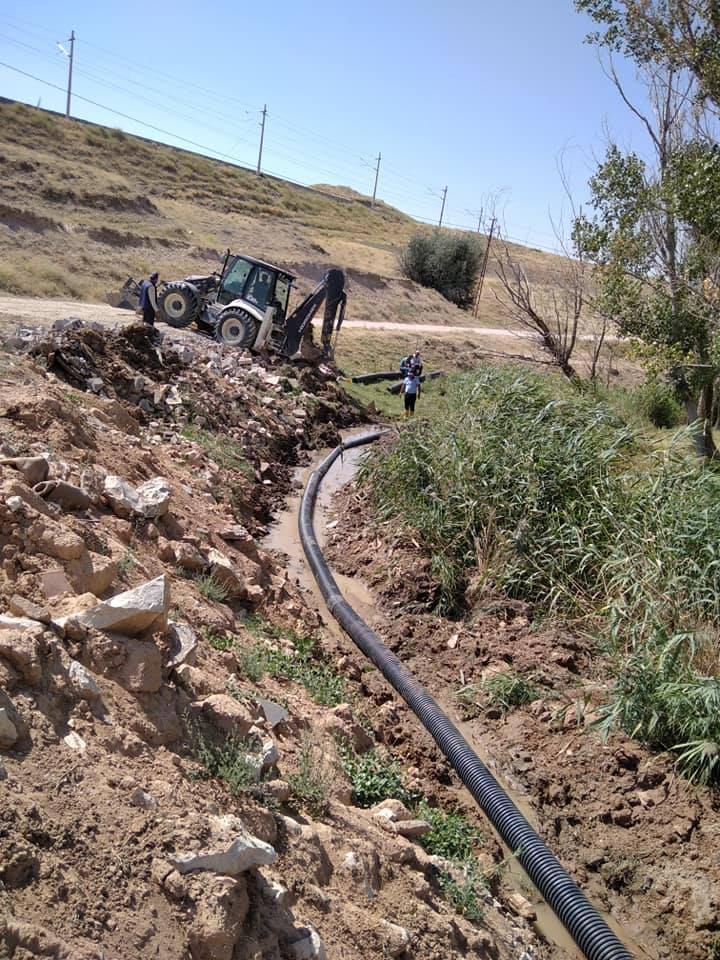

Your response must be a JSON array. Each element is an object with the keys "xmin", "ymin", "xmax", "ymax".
[{"xmin": 0, "ymin": 101, "xmax": 578, "ymax": 332}]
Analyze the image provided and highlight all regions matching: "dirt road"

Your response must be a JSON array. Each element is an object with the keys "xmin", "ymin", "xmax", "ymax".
[{"xmin": 0, "ymin": 294, "xmax": 526, "ymax": 340}]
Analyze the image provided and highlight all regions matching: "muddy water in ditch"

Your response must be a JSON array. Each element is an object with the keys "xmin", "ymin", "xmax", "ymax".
[{"xmin": 263, "ymin": 431, "xmax": 648, "ymax": 960}]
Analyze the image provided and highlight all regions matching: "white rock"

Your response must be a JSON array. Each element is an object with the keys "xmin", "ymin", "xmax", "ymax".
[
  {"xmin": 171, "ymin": 826, "xmax": 276, "ymax": 876},
  {"xmin": 341, "ymin": 851, "xmax": 360, "ymax": 872},
  {"xmin": 0, "ymin": 708, "xmax": 18, "ymax": 748},
  {"xmin": 103, "ymin": 475, "xmax": 172, "ymax": 519},
  {"xmin": 371, "ymin": 799, "xmax": 412, "ymax": 823},
  {"xmin": 135, "ymin": 477, "xmax": 172, "ymax": 517},
  {"xmin": 68, "ymin": 661, "xmax": 101, "ymax": 700},
  {"xmin": 63, "ymin": 731, "xmax": 86, "ymax": 752},
  {"xmin": 54, "ymin": 575, "xmax": 169, "ymax": 637},
  {"xmin": 288, "ymin": 927, "xmax": 327, "ymax": 960}
]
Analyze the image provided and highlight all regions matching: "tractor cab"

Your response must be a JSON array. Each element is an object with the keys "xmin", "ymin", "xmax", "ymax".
[{"xmin": 217, "ymin": 254, "xmax": 294, "ymax": 319}]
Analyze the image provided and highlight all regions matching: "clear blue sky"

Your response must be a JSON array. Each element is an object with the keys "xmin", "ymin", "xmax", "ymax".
[{"xmin": 0, "ymin": 2, "xmax": 649, "ymax": 252}]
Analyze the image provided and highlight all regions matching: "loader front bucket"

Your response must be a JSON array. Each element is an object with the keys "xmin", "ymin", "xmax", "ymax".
[{"xmin": 106, "ymin": 277, "xmax": 140, "ymax": 310}]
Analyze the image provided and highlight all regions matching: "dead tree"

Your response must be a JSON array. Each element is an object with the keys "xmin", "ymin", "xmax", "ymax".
[{"xmin": 493, "ymin": 241, "xmax": 586, "ymax": 378}]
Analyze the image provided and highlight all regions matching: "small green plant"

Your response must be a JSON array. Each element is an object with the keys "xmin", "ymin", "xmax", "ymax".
[
  {"xmin": 338, "ymin": 744, "xmax": 417, "ymax": 808},
  {"xmin": 636, "ymin": 379, "xmax": 684, "ymax": 429},
  {"xmin": 117, "ymin": 549, "xmax": 136, "ymax": 581},
  {"xmin": 236, "ymin": 635, "xmax": 348, "ymax": 706},
  {"xmin": 439, "ymin": 864, "xmax": 486, "ymax": 922},
  {"xmin": 418, "ymin": 802, "xmax": 483, "ymax": 861},
  {"xmin": 181, "ymin": 424, "xmax": 253, "ymax": 474},
  {"xmin": 186, "ymin": 720, "xmax": 259, "ymax": 795},
  {"xmin": 706, "ymin": 932, "xmax": 720, "ymax": 960},
  {"xmin": 203, "ymin": 628, "xmax": 235, "ymax": 651},
  {"xmin": 288, "ymin": 735, "xmax": 331, "ymax": 818},
  {"xmin": 237, "ymin": 642, "xmax": 273, "ymax": 682},
  {"xmin": 196, "ymin": 573, "xmax": 230, "ymax": 603},
  {"xmin": 481, "ymin": 672, "xmax": 539, "ymax": 713}
]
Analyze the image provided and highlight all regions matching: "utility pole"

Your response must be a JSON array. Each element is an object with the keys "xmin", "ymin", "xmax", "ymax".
[
  {"xmin": 371, "ymin": 152, "xmax": 381, "ymax": 208},
  {"xmin": 256, "ymin": 104, "xmax": 267, "ymax": 175},
  {"xmin": 476, "ymin": 213, "xmax": 483, "ymax": 233},
  {"xmin": 473, "ymin": 216, "xmax": 496, "ymax": 319},
  {"xmin": 64, "ymin": 30, "xmax": 75, "ymax": 118},
  {"xmin": 438, "ymin": 186, "xmax": 448, "ymax": 228}
]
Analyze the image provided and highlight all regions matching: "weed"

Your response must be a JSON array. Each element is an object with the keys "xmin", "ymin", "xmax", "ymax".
[
  {"xmin": 439, "ymin": 865, "xmax": 485, "ymax": 922},
  {"xmin": 417, "ymin": 802, "xmax": 483, "ymax": 861},
  {"xmin": 288, "ymin": 735, "xmax": 331, "ymax": 818},
  {"xmin": 196, "ymin": 573, "xmax": 230, "ymax": 603},
  {"xmin": 484, "ymin": 672, "xmax": 539, "ymax": 713},
  {"xmin": 186, "ymin": 719, "xmax": 259, "ymax": 795},
  {"xmin": 338, "ymin": 744, "xmax": 417, "ymax": 808},
  {"xmin": 117, "ymin": 549, "xmax": 136, "ymax": 581},
  {"xmin": 203, "ymin": 628, "xmax": 235, "ymax": 651},
  {"xmin": 181, "ymin": 424, "xmax": 253, "ymax": 474}
]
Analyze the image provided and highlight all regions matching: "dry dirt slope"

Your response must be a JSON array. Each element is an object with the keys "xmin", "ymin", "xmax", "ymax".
[{"xmin": 0, "ymin": 100, "xmax": 567, "ymax": 329}]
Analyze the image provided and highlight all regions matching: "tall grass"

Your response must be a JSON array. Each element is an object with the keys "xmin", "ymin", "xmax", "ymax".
[{"xmin": 360, "ymin": 365, "xmax": 720, "ymax": 784}]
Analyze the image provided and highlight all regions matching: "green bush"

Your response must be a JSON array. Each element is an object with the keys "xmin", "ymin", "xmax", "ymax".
[
  {"xmin": 338, "ymin": 745, "xmax": 417, "ymax": 808},
  {"xmin": 418, "ymin": 802, "xmax": 483, "ymax": 861},
  {"xmin": 457, "ymin": 673, "xmax": 539, "ymax": 716},
  {"xmin": 288, "ymin": 735, "xmax": 331, "ymax": 817},
  {"xmin": 186, "ymin": 721, "xmax": 259, "ymax": 795},
  {"xmin": 400, "ymin": 231, "xmax": 483, "ymax": 308},
  {"xmin": 361, "ymin": 364, "xmax": 720, "ymax": 785},
  {"xmin": 637, "ymin": 380, "xmax": 684, "ymax": 428},
  {"xmin": 196, "ymin": 573, "xmax": 229, "ymax": 603}
]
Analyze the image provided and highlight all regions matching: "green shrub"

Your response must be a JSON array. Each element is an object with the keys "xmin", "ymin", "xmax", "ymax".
[
  {"xmin": 203, "ymin": 628, "xmax": 234, "ymax": 651},
  {"xmin": 439, "ymin": 865, "xmax": 486, "ymax": 922},
  {"xmin": 418, "ymin": 803, "xmax": 483, "ymax": 861},
  {"xmin": 196, "ymin": 573, "xmax": 229, "ymax": 603},
  {"xmin": 637, "ymin": 380, "xmax": 684, "ymax": 428},
  {"xmin": 236, "ymin": 636, "xmax": 348, "ymax": 706},
  {"xmin": 288, "ymin": 736, "xmax": 331, "ymax": 817},
  {"xmin": 400, "ymin": 231, "xmax": 483, "ymax": 308},
  {"xmin": 338, "ymin": 745, "xmax": 416, "ymax": 808},
  {"xmin": 187, "ymin": 721, "xmax": 259, "ymax": 795},
  {"xmin": 480, "ymin": 672, "xmax": 539, "ymax": 713}
]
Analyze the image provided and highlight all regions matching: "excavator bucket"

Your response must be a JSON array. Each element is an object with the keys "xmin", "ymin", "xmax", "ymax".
[{"xmin": 106, "ymin": 277, "xmax": 140, "ymax": 310}]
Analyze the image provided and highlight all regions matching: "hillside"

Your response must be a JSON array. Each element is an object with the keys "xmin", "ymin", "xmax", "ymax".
[{"xmin": 0, "ymin": 101, "xmax": 567, "ymax": 331}]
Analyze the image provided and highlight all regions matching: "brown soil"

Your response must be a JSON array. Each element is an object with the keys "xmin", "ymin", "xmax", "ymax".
[
  {"xmin": 0, "ymin": 327, "xmax": 547, "ymax": 960},
  {"xmin": 325, "ymin": 477, "xmax": 720, "ymax": 960}
]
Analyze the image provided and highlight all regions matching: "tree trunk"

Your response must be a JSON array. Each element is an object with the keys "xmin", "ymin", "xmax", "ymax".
[{"xmin": 686, "ymin": 381, "xmax": 720, "ymax": 459}]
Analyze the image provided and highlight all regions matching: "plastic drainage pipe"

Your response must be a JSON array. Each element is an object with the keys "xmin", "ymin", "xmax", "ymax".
[{"xmin": 299, "ymin": 432, "xmax": 634, "ymax": 960}]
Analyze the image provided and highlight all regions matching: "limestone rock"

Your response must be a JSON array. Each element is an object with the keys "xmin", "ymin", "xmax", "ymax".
[
  {"xmin": 393, "ymin": 819, "xmax": 431, "ymax": 839},
  {"xmin": 32, "ymin": 521, "xmax": 85, "ymax": 560},
  {"xmin": 201, "ymin": 694, "xmax": 255, "ymax": 738},
  {"xmin": 0, "ymin": 708, "xmax": 18, "ymax": 748},
  {"xmin": 262, "ymin": 779, "xmax": 291, "ymax": 804},
  {"xmin": 166, "ymin": 621, "xmax": 198, "ymax": 670},
  {"xmin": 68, "ymin": 660, "xmax": 101, "ymax": 700},
  {"xmin": 6, "ymin": 596, "xmax": 50, "ymax": 624},
  {"xmin": 371, "ymin": 799, "xmax": 412, "ymax": 823},
  {"xmin": 506, "ymin": 891, "xmax": 537, "ymax": 921},
  {"xmin": 171, "ymin": 824, "xmax": 276, "ymax": 876},
  {"xmin": 206, "ymin": 549, "xmax": 244, "ymax": 597},
  {"xmin": 174, "ymin": 541, "xmax": 207, "ymax": 572},
  {"xmin": 104, "ymin": 475, "xmax": 172, "ymax": 519},
  {"xmin": 66, "ymin": 551, "xmax": 118, "ymax": 595},
  {"xmin": 2, "ymin": 479, "xmax": 53, "ymax": 517},
  {"xmin": 54, "ymin": 575, "xmax": 169, "ymax": 636}
]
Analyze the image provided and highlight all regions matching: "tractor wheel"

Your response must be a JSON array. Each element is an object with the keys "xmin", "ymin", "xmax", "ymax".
[
  {"xmin": 215, "ymin": 308, "xmax": 259, "ymax": 349},
  {"xmin": 159, "ymin": 282, "xmax": 199, "ymax": 328}
]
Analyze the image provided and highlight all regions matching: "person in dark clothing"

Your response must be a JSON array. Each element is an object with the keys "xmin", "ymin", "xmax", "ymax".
[
  {"xmin": 400, "ymin": 370, "xmax": 421, "ymax": 418},
  {"xmin": 411, "ymin": 350, "xmax": 423, "ymax": 376},
  {"xmin": 399, "ymin": 354, "xmax": 412, "ymax": 376},
  {"xmin": 137, "ymin": 272, "xmax": 159, "ymax": 326}
]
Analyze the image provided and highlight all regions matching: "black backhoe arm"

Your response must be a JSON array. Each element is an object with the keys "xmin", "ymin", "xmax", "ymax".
[{"xmin": 283, "ymin": 268, "xmax": 346, "ymax": 356}]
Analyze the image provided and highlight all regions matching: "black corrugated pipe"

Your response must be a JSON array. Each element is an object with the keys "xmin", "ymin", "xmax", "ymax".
[{"xmin": 299, "ymin": 432, "xmax": 634, "ymax": 960}]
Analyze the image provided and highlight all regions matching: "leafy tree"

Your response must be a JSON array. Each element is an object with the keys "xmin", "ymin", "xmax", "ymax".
[
  {"xmin": 401, "ymin": 231, "xmax": 483, "ymax": 309},
  {"xmin": 573, "ymin": 4, "xmax": 720, "ymax": 456},
  {"xmin": 575, "ymin": 1, "xmax": 720, "ymax": 108}
]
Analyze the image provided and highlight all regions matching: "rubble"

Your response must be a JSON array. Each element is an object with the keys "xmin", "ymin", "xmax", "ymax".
[
  {"xmin": 104, "ymin": 475, "xmax": 172, "ymax": 519},
  {"xmin": 0, "ymin": 707, "xmax": 18, "ymax": 748},
  {"xmin": 54, "ymin": 575, "xmax": 169, "ymax": 636},
  {"xmin": 170, "ymin": 817, "xmax": 277, "ymax": 875}
]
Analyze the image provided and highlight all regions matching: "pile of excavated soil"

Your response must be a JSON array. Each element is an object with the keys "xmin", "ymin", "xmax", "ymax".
[
  {"xmin": 326, "ymin": 477, "xmax": 720, "ymax": 960},
  {"xmin": 0, "ymin": 331, "xmax": 546, "ymax": 960}
]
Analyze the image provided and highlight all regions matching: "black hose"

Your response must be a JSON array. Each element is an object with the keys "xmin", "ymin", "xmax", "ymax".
[
  {"xmin": 386, "ymin": 370, "xmax": 444, "ymax": 394},
  {"xmin": 350, "ymin": 371, "xmax": 401, "ymax": 384},
  {"xmin": 298, "ymin": 432, "xmax": 634, "ymax": 960}
]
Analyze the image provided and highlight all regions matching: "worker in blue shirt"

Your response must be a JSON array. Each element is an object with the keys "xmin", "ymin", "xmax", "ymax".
[
  {"xmin": 137, "ymin": 272, "xmax": 159, "ymax": 326},
  {"xmin": 400, "ymin": 370, "xmax": 421, "ymax": 418}
]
